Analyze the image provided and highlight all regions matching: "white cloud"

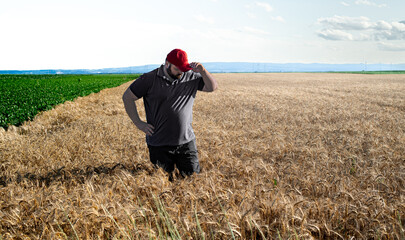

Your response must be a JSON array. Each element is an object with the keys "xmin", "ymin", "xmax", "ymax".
[
  {"xmin": 392, "ymin": 22, "xmax": 405, "ymax": 31},
  {"xmin": 318, "ymin": 29, "xmax": 354, "ymax": 40},
  {"xmin": 378, "ymin": 42, "xmax": 405, "ymax": 51},
  {"xmin": 271, "ymin": 16, "xmax": 285, "ymax": 23},
  {"xmin": 355, "ymin": 0, "xmax": 387, "ymax": 8},
  {"xmin": 194, "ymin": 15, "xmax": 215, "ymax": 24},
  {"xmin": 374, "ymin": 20, "xmax": 392, "ymax": 30},
  {"xmin": 374, "ymin": 22, "xmax": 405, "ymax": 40},
  {"xmin": 341, "ymin": 1, "xmax": 350, "ymax": 6},
  {"xmin": 255, "ymin": 2, "xmax": 273, "ymax": 12},
  {"xmin": 244, "ymin": 26, "xmax": 270, "ymax": 35},
  {"xmin": 247, "ymin": 12, "xmax": 257, "ymax": 19},
  {"xmin": 318, "ymin": 15, "xmax": 373, "ymax": 30},
  {"xmin": 317, "ymin": 16, "xmax": 405, "ymax": 42}
]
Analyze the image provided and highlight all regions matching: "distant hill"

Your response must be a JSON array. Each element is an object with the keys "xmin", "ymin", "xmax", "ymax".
[{"xmin": 1, "ymin": 62, "xmax": 404, "ymax": 74}]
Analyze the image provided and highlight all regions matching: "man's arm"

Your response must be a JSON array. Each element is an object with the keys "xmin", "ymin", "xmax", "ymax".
[
  {"xmin": 190, "ymin": 62, "xmax": 218, "ymax": 92},
  {"xmin": 122, "ymin": 87, "xmax": 154, "ymax": 136}
]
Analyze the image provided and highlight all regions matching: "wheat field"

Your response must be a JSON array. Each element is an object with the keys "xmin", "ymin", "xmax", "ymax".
[{"xmin": 0, "ymin": 73, "xmax": 404, "ymax": 239}]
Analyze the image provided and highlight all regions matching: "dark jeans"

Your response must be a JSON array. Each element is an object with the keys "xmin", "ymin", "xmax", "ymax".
[{"xmin": 148, "ymin": 140, "xmax": 200, "ymax": 177}]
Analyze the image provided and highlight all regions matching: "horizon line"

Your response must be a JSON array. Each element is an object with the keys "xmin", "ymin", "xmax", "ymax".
[{"xmin": 1, "ymin": 61, "xmax": 405, "ymax": 71}]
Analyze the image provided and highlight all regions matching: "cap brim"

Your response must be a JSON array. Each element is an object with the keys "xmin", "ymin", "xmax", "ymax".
[{"xmin": 179, "ymin": 64, "xmax": 192, "ymax": 72}]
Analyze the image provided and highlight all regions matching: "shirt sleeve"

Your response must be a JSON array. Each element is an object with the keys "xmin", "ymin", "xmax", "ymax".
[
  {"xmin": 197, "ymin": 77, "xmax": 205, "ymax": 91},
  {"xmin": 129, "ymin": 74, "xmax": 150, "ymax": 98}
]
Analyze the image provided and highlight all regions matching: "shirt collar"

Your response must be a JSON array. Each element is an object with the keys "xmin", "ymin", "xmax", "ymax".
[{"xmin": 158, "ymin": 64, "xmax": 183, "ymax": 84}]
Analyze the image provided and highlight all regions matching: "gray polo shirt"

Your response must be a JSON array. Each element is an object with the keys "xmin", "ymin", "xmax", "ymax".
[{"xmin": 129, "ymin": 65, "xmax": 205, "ymax": 146}]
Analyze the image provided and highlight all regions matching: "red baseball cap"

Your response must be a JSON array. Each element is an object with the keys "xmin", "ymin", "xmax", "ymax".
[{"xmin": 166, "ymin": 49, "xmax": 192, "ymax": 72}]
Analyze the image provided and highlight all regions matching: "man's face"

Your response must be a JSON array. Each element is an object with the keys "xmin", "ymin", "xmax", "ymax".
[{"xmin": 166, "ymin": 63, "xmax": 183, "ymax": 79}]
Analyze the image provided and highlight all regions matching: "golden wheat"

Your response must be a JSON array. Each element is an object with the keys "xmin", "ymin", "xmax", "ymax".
[{"xmin": 0, "ymin": 73, "xmax": 404, "ymax": 239}]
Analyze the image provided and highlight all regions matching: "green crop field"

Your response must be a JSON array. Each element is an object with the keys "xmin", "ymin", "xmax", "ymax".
[{"xmin": 0, "ymin": 74, "xmax": 140, "ymax": 129}]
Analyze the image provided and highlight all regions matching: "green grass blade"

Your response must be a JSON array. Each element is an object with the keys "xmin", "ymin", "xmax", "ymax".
[
  {"xmin": 58, "ymin": 204, "xmax": 79, "ymax": 240},
  {"xmin": 194, "ymin": 205, "xmax": 205, "ymax": 240},
  {"xmin": 214, "ymin": 191, "xmax": 235, "ymax": 240}
]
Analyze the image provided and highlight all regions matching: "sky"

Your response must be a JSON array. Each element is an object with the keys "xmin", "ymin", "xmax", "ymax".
[{"xmin": 1, "ymin": 0, "xmax": 404, "ymax": 70}]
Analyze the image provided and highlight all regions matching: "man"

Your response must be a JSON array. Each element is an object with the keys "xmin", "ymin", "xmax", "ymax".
[{"xmin": 122, "ymin": 49, "xmax": 218, "ymax": 181}]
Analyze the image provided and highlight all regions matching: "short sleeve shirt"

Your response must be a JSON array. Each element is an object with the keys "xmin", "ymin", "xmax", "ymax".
[{"xmin": 129, "ymin": 65, "xmax": 205, "ymax": 146}]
